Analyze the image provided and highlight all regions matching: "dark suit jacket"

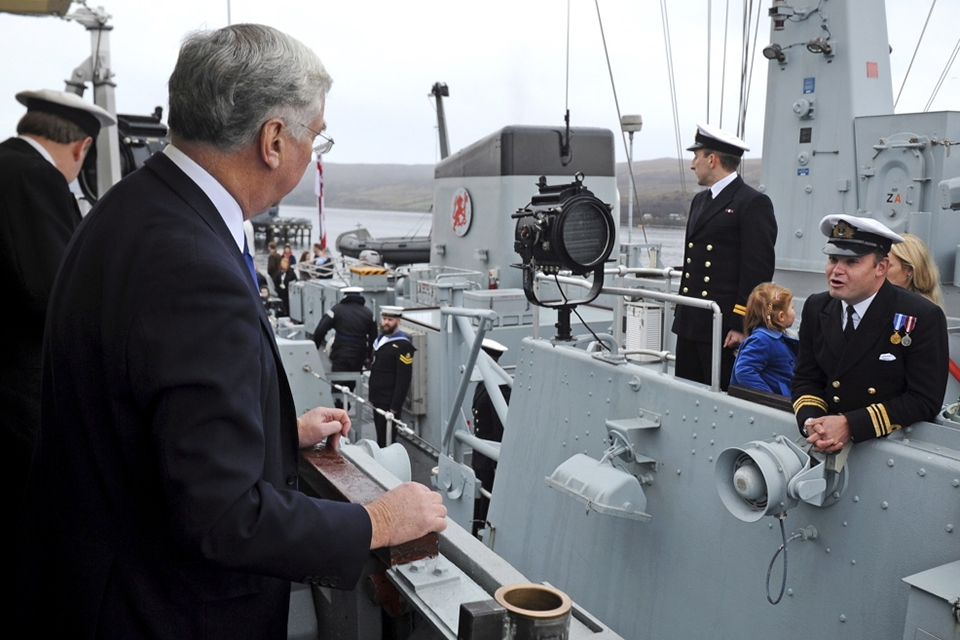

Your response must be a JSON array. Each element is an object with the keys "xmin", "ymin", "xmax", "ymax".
[
  {"xmin": 672, "ymin": 176, "xmax": 777, "ymax": 339},
  {"xmin": 23, "ymin": 152, "xmax": 371, "ymax": 640},
  {"xmin": 0, "ymin": 137, "xmax": 82, "ymax": 489},
  {"xmin": 791, "ymin": 280, "xmax": 948, "ymax": 442}
]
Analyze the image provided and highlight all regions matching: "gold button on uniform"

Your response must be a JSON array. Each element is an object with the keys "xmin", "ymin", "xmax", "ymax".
[
  {"xmin": 868, "ymin": 388, "xmax": 876, "ymax": 395},
  {"xmin": 704, "ymin": 276, "xmax": 710, "ymax": 283},
  {"xmin": 832, "ymin": 381, "xmax": 840, "ymax": 388},
  {"xmin": 683, "ymin": 287, "xmax": 689, "ymax": 293},
  {"xmin": 701, "ymin": 291, "xmax": 708, "ymax": 297},
  {"xmin": 705, "ymin": 261, "xmax": 711, "ymax": 267},
  {"xmin": 685, "ymin": 272, "xmax": 690, "ymax": 278},
  {"xmin": 706, "ymin": 244, "xmax": 713, "ymax": 251},
  {"xmin": 686, "ymin": 258, "xmax": 691, "ymax": 264},
  {"xmin": 833, "ymin": 396, "xmax": 840, "ymax": 403},
  {"xmin": 688, "ymin": 242, "xmax": 694, "ymax": 248}
]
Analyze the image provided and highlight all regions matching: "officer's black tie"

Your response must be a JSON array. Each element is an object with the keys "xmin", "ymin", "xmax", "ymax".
[
  {"xmin": 843, "ymin": 304, "xmax": 856, "ymax": 342},
  {"xmin": 689, "ymin": 190, "xmax": 713, "ymax": 228}
]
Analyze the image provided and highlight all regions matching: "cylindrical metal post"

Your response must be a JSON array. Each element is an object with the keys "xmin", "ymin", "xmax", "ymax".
[{"xmin": 494, "ymin": 583, "xmax": 572, "ymax": 640}]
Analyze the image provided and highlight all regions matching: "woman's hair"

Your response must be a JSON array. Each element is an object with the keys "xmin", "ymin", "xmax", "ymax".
[
  {"xmin": 890, "ymin": 233, "xmax": 942, "ymax": 306},
  {"xmin": 743, "ymin": 282, "xmax": 794, "ymax": 337}
]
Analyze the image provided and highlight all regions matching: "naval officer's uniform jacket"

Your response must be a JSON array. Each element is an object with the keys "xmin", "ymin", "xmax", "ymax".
[
  {"xmin": 791, "ymin": 279, "xmax": 948, "ymax": 443},
  {"xmin": 672, "ymin": 175, "xmax": 777, "ymax": 341}
]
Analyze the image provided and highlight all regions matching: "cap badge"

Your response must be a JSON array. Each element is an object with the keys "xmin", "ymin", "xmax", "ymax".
[{"xmin": 833, "ymin": 221, "xmax": 855, "ymax": 239}]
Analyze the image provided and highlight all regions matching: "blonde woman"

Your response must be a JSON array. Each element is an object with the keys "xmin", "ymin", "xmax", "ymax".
[{"xmin": 887, "ymin": 233, "xmax": 943, "ymax": 305}]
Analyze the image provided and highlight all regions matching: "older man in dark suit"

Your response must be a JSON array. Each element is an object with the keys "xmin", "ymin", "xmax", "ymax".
[
  {"xmin": 672, "ymin": 123, "xmax": 777, "ymax": 390},
  {"xmin": 21, "ymin": 24, "xmax": 446, "ymax": 640},
  {"xmin": 792, "ymin": 215, "xmax": 948, "ymax": 453},
  {"xmin": 0, "ymin": 89, "xmax": 114, "ymax": 504}
]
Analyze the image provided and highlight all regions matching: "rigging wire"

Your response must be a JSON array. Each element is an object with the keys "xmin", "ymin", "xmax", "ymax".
[
  {"xmin": 738, "ymin": 0, "xmax": 763, "ymax": 139},
  {"xmin": 924, "ymin": 34, "xmax": 960, "ymax": 112},
  {"xmin": 718, "ymin": 0, "xmax": 731, "ymax": 129},
  {"xmin": 658, "ymin": 0, "xmax": 687, "ymax": 198},
  {"xmin": 894, "ymin": 0, "xmax": 937, "ymax": 109},
  {"xmin": 706, "ymin": 0, "xmax": 712, "ymax": 122},
  {"xmin": 565, "ymin": 0, "xmax": 571, "ymax": 117},
  {"xmin": 591, "ymin": 0, "xmax": 648, "ymax": 243}
]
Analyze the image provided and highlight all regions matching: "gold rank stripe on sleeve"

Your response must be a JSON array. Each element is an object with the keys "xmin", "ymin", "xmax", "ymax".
[
  {"xmin": 399, "ymin": 354, "xmax": 413, "ymax": 365},
  {"xmin": 866, "ymin": 402, "xmax": 899, "ymax": 438},
  {"xmin": 733, "ymin": 304, "xmax": 747, "ymax": 316},
  {"xmin": 793, "ymin": 395, "xmax": 827, "ymax": 414}
]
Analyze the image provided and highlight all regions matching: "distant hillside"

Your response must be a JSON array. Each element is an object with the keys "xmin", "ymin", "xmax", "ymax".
[
  {"xmin": 284, "ymin": 157, "xmax": 762, "ymax": 225},
  {"xmin": 283, "ymin": 163, "xmax": 434, "ymax": 211}
]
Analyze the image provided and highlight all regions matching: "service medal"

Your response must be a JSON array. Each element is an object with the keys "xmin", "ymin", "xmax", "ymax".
[
  {"xmin": 900, "ymin": 314, "xmax": 917, "ymax": 347},
  {"xmin": 890, "ymin": 332, "xmax": 901, "ymax": 345}
]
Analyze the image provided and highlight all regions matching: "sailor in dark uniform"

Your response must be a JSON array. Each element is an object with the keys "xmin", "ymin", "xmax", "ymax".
[
  {"xmin": 1, "ymin": 89, "xmax": 114, "ymax": 503},
  {"xmin": 312, "ymin": 286, "xmax": 377, "ymax": 404},
  {"xmin": 470, "ymin": 338, "xmax": 511, "ymax": 537},
  {"xmin": 368, "ymin": 305, "xmax": 415, "ymax": 447},
  {"xmin": 792, "ymin": 214, "xmax": 948, "ymax": 453},
  {"xmin": 672, "ymin": 123, "xmax": 777, "ymax": 390}
]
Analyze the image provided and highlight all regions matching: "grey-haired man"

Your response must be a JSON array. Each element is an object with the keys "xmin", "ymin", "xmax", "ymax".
[{"xmin": 22, "ymin": 25, "xmax": 445, "ymax": 639}]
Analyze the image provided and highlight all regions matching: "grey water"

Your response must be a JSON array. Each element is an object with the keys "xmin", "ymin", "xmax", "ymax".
[{"xmin": 275, "ymin": 204, "xmax": 686, "ymax": 268}]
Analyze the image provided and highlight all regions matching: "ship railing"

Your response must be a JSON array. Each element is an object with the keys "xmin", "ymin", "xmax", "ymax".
[
  {"xmin": 536, "ymin": 270, "xmax": 725, "ymax": 392},
  {"xmin": 403, "ymin": 306, "xmax": 511, "ymax": 469}
]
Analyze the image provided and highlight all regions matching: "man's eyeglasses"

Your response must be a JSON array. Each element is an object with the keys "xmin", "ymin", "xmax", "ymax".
[{"xmin": 301, "ymin": 123, "xmax": 334, "ymax": 156}]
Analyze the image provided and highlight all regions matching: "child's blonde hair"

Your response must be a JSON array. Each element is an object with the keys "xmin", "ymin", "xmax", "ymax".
[{"xmin": 743, "ymin": 282, "xmax": 793, "ymax": 337}]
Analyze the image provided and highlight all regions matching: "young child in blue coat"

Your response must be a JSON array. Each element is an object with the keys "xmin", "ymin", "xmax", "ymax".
[{"xmin": 730, "ymin": 282, "xmax": 799, "ymax": 396}]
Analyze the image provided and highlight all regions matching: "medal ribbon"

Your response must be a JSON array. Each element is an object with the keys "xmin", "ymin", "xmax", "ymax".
[
  {"xmin": 903, "ymin": 315, "xmax": 917, "ymax": 333},
  {"xmin": 892, "ymin": 313, "xmax": 906, "ymax": 332}
]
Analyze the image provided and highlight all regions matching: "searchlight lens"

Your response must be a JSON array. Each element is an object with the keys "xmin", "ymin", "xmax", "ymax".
[{"xmin": 558, "ymin": 197, "xmax": 614, "ymax": 268}]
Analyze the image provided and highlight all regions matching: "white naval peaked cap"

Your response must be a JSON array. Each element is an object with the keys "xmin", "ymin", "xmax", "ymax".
[
  {"xmin": 380, "ymin": 305, "xmax": 403, "ymax": 317},
  {"xmin": 480, "ymin": 338, "xmax": 508, "ymax": 353},
  {"xmin": 686, "ymin": 122, "xmax": 749, "ymax": 157},
  {"xmin": 16, "ymin": 89, "xmax": 116, "ymax": 138},
  {"xmin": 341, "ymin": 286, "xmax": 363, "ymax": 294},
  {"xmin": 819, "ymin": 214, "xmax": 904, "ymax": 256}
]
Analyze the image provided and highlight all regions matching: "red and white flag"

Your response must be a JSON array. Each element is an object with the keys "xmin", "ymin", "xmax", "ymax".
[{"xmin": 315, "ymin": 158, "xmax": 326, "ymax": 249}]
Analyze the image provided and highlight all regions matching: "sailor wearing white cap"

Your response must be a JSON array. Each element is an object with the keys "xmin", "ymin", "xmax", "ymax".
[
  {"xmin": 672, "ymin": 123, "xmax": 777, "ymax": 390},
  {"xmin": 312, "ymin": 286, "xmax": 377, "ymax": 402},
  {"xmin": 792, "ymin": 214, "xmax": 948, "ymax": 453},
  {"xmin": 369, "ymin": 305, "xmax": 415, "ymax": 446},
  {"xmin": 1, "ymin": 89, "xmax": 117, "ymax": 497}
]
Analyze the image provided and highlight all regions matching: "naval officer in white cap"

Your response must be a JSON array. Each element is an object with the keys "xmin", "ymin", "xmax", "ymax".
[
  {"xmin": 672, "ymin": 122, "xmax": 777, "ymax": 390},
  {"xmin": 1, "ymin": 89, "xmax": 116, "ymax": 501},
  {"xmin": 792, "ymin": 214, "xmax": 948, "ymax": 453}
]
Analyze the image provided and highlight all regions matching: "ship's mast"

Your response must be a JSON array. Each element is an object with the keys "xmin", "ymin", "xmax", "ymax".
[{"xmin": 759, "ymin": 0, "xmax": 894, "ymax": 273}]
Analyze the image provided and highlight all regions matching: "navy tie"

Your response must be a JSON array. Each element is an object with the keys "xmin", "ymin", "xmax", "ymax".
[
  {"xmin": 243, "ymin": 237, "xmax": 259, "ymax": 289},
  {"xmin": 843, "ymin": 305, "xmax": 856, "ymax": 342}
]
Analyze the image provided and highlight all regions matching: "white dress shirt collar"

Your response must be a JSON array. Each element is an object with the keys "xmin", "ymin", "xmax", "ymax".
[
  {"xmin": 18, "ymin": 135, "xmax": 56, "ymax": 166},
  {"xmin": 845, "ymin": 291, "xmax": 879, "ymax": 330},
  {"xmin": 710, "ymin": 171, "xmax": 738, "ymax": 199},
  {"xmin": 162, "ymin": 144, "xmax": 245, "ymax": 252}
]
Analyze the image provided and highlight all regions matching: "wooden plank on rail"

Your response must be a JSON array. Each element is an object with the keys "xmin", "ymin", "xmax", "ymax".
[{"xmin": 299, "ymin": 447, "xmax": 440, "ymax": 565}]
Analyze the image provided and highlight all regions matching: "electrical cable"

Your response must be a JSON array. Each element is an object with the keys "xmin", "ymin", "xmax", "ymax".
[
  {"xmin": 554, "ymin": 273, "xmax": 611, "ymax": 352},
  {"xmin": 765, "ymin": 514, "xmax": 798, "ymax": 605}
]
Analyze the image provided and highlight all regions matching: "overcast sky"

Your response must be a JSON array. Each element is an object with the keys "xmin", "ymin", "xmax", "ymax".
[{"xmin": 1, "ymin": 0, "xmax": 957, "ymax": 165}]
